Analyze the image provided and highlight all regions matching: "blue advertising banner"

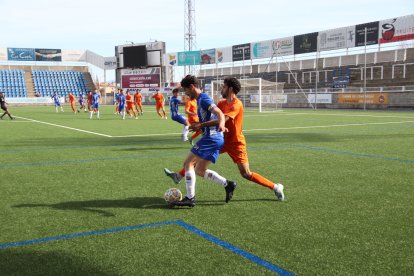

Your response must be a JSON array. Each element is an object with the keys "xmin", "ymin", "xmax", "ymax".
[
  {"xmin": 7, "ymin": 48, "xmax": 35, "ymax": 61},
  {"xmin": 35, "ymin": 48, "xmax": 62, "ymax": 61},
  {"xmin": 177, "ymin": 51, "xmax": 200, "ymax": 66}
]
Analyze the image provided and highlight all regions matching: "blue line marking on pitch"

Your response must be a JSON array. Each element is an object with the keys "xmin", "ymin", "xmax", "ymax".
[
  {"xmin": 175, "ymin": 220, "xmax": 294, "ymax": 276},
  {"xmin": 0, "ymin": 220, "xmax": 294, "ymax": 275}
]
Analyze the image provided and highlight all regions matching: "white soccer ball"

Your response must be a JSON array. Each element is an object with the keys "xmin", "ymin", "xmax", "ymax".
[{"xmin": 164, "ymin": 188, "xmax": 182, "ymax": 204}]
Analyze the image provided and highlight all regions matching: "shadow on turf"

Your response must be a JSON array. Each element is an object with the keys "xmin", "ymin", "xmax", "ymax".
[
  {"xmin": 14, "ymin": 197, "xmax": 276, "ymax": 216},
  {"xmin": 0, "ymin": 250, "xmax": 115, "ymax": 275},
  {"xmin": 14, "ymin": 197, "xmax": 168, "ymax": 217}
]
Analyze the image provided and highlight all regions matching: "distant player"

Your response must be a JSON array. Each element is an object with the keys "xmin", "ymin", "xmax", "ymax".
[
  {"xmin": 165, "ymin": 75, "xmax": 236, "ymax": 208},
  {"xmin": 114, "ymin": 89, "xmax": 121, "ymax": 114},
  {"xmin": 51, "ymin": 92, "xmax": 64, "ymax": 112},
  {"xmin": 68, "ymin": 92, "xmax": 76, "ymax": 113},
  {"xmin": 118, "ymin": 90, "xmax": 126, "ymax": 119},
  {"xmin": 90, "ymin": 90, "xmax": 100, "ymax": 119},
  {"xmin": 0, "ymin": 92, "xmax": 14, "ymax": 120},
  {"xmin": 184, "ymin": 95, "xmax": 202, "ymax": 145},
  {"xmin": 165, "ymin": 77, "xmax": 285, "ymax": 201},
  {"xmin": 169, "ymin": 88, "xmax": 190, "ymax": 141},
  {"xmin": 151, "ymin": 90, "xmax": 167, "ymax": 119},
  {"xmin": 87, "ymin": 91, "xmax": 93, "ymax": 111},
  {"xmin": 78, "ymin": 92, "xmax": 86, "ymax": 112},
  {"xmin": 134, "ymin": 89, "xmax": 143, "ymax": 116},
  {"xmin": 125, "ymin": 90, "xmax": 138, "ymax": 119}
]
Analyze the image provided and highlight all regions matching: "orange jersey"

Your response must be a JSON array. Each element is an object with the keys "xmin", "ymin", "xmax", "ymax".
[
  {"xmin": 69, "ymin": 94, "xmax": 75, "ymax": 103},
  {"xmin": 126, "ymin": 95, "xmax": 134, "ymax": 106},
  {"xmin": 185, "ymin": 98, "xmax": 199, "ymax": 124},
  {"xmin": 217, "ymin": 97, "xmax": 246, "ymax": 147},
  {"xmin": 134, "ymin": 93, "xmax": 142, "ymax": 104},
  {"xmin": 87, "ymin": 93, "xmax": 93, "ymax": 104},
  {"xmin": 151, "ymin": 93, "xmax": 164, "ymax": 105}
]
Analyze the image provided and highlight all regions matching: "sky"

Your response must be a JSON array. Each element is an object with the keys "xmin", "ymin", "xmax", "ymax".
[{"xmin": 0, "ymin": 0, "xmax": 413, "ymax": 80}]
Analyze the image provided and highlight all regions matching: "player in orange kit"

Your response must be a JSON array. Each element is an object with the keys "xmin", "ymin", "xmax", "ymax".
[
  {"xmin": 134, "ymin": 89, "xmax": 143, "ymax": 116},
  {"xmin": 151, "ymin": 90, "xmax": 167, "ymax": 119},
  {"xmin": 87, "ymin": 91, "xmax": 93, "ymax": 112},
  {"xmin": 125, "ymin": 90, "xmax": 138, "ymax": 119},
  {"xmin": 184, "ymin": 95, "xmax": 202, "ymax": 145},
  {"xmin": 68, "ymin": 92, "xmax": 76, "ymax": 113},
  {"xmin": 164, "ymin": 77, "xmax": 285, "ymax": 201}
]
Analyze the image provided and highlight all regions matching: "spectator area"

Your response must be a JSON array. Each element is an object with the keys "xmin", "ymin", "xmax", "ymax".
[
  {"xmin": 32, "ymin": 70, "xmax": 88, "ymax": 97},
  {"xmin": 0, "ymin": 69, "xmax": 27, "ymax": 98}
]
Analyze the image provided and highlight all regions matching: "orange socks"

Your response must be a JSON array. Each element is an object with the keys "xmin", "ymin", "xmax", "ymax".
[{"xmin": 249, "ymin": 172, "xmax": 275, "ymax": 190}]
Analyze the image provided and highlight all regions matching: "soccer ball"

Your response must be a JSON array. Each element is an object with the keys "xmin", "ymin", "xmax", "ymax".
[{"xmin": 164, "ymin": 188, "xmax": 182, "ymax": 204}]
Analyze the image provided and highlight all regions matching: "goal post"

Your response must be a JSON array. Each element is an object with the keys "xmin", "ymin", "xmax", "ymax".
[{"xmin": 211, "ymin": 78, "xmax": 285, "ymax": 112}]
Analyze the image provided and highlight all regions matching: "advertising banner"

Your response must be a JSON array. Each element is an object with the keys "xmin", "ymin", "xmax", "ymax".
[
  {"xmin": 120, "ymin": 67, "xmax": 161, "ymax": 89},
  {"xmin": 35, "ymin": 48, "xmax": 62, "ymax": 61},
  {"xmin": 356, "ymin": 21, "xmax": 379, "ymax": 46},
  {"xmin": 177, "ymin": 51, "xmax": 200, "ymax": 66},
  {"xmin": 337, "ymin": 93, "xmax": 388, "ymax": 104},
  {"xmin": 200, "ymin": 49, "xmax": 216, "ymax": 64},
  {"xmin": 104, "ymin": 56, "xmax": 117, "ymax": 70},
  {"xmin": 307, "ymin": 94, "xmax": 332, "ymax": 104},
  {"xmin": 232, "ymin": 43, "xmax": 251, "ymax": 61},
  {"xmin": 62, "ymin": 49, "xmax": 86, "ymax": 62},
  {"xmin": 251, "ymin": 40, "xmax": 273, "ymax": 59},
  {"xmin": 294, "ymin": 32, "xmax": 318, "ymax": 54},
  {"xmin": 7, "ymin": 48, "xmax": 35, "ymax": 61},
  {"xmin": 166, "ymin": 52, "xmax": 177, "ymax": 66},
  {"xmin": 216, "ymin": 47, "xmax": 232, "ymax": 63},
  {"xmin": 271, "ymin": 37, "xmax": 294, "ymax": 57},
  {"xmin": 250, "ymin": 94, "xmax": 287, "ymax": 104},
  {"xmin": 319, "ymin": 26, "xmax": 355, "ymax": 51},
  {"xmin": 0, "ymin": 48, "xmax": 7, "ymax": 61},
  {"xmin": 379, "ymin": 15, "xmax": 414, "ymax": 44}
]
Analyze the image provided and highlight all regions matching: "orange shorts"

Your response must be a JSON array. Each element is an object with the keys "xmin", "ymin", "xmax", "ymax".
[
  {"xmin": 220, "ymin": 144, "xmax": 248, "ymax": 164},
  {"xmin": 126, "ymin": 105, "xmax": 134, "ymax": 111},
  {"xmin": 188, "ymin": 117, "xmax": 199, "ymax": 125},
  {"xmin": 156, "ymin": 103, "xmax": 164, "ymax": 110}
]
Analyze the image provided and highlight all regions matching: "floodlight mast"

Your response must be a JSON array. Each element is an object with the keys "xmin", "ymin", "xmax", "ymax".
[{"xmin": 184, "ymin": 0, "xmax": 197, "ymax": 75}]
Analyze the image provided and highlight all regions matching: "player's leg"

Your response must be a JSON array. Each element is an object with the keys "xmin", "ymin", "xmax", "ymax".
[
  {"xmin": 162, "ymin": 106, "xmax": 167, "ymax": 119},
  {"xmin": 172, "ymin": 152, "xmax": 198, "ymax": 207},
  {"xmin": 156, "ymin": 106, "xmax": 163, "ymax": 118}
]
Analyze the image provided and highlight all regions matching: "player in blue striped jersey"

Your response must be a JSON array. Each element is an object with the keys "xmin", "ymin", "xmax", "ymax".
[
  {"xmin": 89, "ymin": 90, "xmax": 101, "ymax": 119},
  {"xmin": 51, "ymin": 92, "xmax": 64, "ymax": 113},
  {"xmin": 170, "ymin": 88, "xmax": 190, "ymax": 141},
  {"xmin": 118, "ymin": 90, "xmax": 126, "ymax": 119},
  {"xmin": 170, "ymin": 75, "xmax": 236, "ymax": 207}
]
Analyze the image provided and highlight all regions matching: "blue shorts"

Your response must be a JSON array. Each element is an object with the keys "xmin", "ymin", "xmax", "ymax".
[
  {"xmin": 91, "ymin": 103, "xmax": 99, "ymax": 109},
  {"xmin": 191, "ymin": 134, "xmax": 224, "ymax": 163},
  {"xmin": 79, "ymin": 100, "xmax": 84, "ymax": 105},
  {"xmin": 171, "ymin": 113, "xmax": 187, "ymax": 125},
  {"xmin": 54, "ymin": 102, "xmax": 61, "ymax": 107},
  {"xmin": 118, "ymin": 104, "xmax": 125, "ymax": 111}
]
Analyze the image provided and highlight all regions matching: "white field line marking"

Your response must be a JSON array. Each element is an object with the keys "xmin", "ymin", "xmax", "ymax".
[
  {"xmin": 112, "ymin": 132, "xmax": 183, "ymax": 138},
  {"xmin": 244, "ymin": 112, "xmax": 414, "ymax": 119},
  {"xmin": 15, "ymin": 116, "xmax": 112, "ymax": 137},
  {"xmin": 242, "ymin": 120, "xmax": 414, "ymax": 132},
  {"xmin": 0, "ymin": 121, "xmax": 34, "ymax": 123}
]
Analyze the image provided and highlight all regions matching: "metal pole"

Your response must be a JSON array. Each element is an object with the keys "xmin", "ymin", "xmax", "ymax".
[
  {"xmin": 364, "ymin": 27, "xmax": 367, "ymax": 111},
  {"xmin": 259, "ymin": 78, "xmax": 262, "ymax": 113},
  {"xmin": 275, "ymin": 51, "xmax": 278, "ymax": 111},
  {"xmin": 315, "ymin": 35, "xmax": 319, "ymax": 110},
  {"xmin": 243, "ymin": 49, "xmax": 246, "ymax": 108}
]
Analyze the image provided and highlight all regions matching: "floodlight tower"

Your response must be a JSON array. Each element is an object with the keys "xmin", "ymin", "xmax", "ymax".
[{"xmin": 184, "ymin": 0, "xmax": 197, "ymax": 75}]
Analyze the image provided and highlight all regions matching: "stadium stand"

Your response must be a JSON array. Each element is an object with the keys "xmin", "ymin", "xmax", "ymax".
[
  {"xmin": 0, "ymin": 69, "xmax": 27, "ymax": 98},
  {"xmin": 32, "ymin": 70, "xmax": 88, "ymax": 97}
]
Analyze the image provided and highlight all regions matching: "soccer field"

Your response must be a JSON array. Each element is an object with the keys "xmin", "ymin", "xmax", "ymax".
[{"xmin": 1, "ymin": 105, "xmax": 413, "ymax": 275}]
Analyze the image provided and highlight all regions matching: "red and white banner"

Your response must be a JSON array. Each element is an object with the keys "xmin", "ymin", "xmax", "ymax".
[
  {"xmin": 120, "ymin": 68, "xmax": 161, "ymax": 89},
  {"xmin": 379, "ymin": 15, "xmax": 414, "ymax": 44}
]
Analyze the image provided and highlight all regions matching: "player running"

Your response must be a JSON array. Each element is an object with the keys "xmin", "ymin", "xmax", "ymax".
[
  {"xmin": 68, "ymin": 92, "xmax": 76, "ymax": 113},
  {"xmin": 0, "ymin": 92, "xmax": 14, "ymax": 120},
  {"xmin": 151, "ymin": 90, "xmax": 167, "ymax": 119},
  {"xmin": 51, "ymin": 92, "xmax": 64, "ymax": 112},
  {"xmin": 118, "ymin": 90, "xmax": 127, "ymax": 119},
  {"xmin": 134, "ymin": 89, "xmax": 143, "ymax": 116},
  {"xmin": 78, "ymin": 92, "xmax": 86, "ymax": 112},
  {"xmin": 89, "ymin": 90, "xmax": 100, "ymax": 119},
  {"xmin": 167, "ymin": 75, "xmax": 236, "ymax": 208},
  {"xmin": 164, "ymin": 77, "xmax": 284, "ymax": 201},
  {"xmin": 125, "ymin": 90, "xmax": 138, "ymax": 119},
  {"xmin": 169, "ymin": 88, "xmax": 190, "ymax": 141},
  {"xmin": 114, "ymin": 89, "xmax": 121, "ymax": 115}
]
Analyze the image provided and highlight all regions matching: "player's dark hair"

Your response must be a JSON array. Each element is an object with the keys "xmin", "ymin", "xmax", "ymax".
[
  {"xmin": 172, "ymin": 88, "xmax": 179, "ymax": 93},
  {"xmin": 223, "ymin": 77, "xmax": 241, "ymax": 94},
  {"xmin": 180, "ymin": 75, "xmax": 199, "ymax": 89}
]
